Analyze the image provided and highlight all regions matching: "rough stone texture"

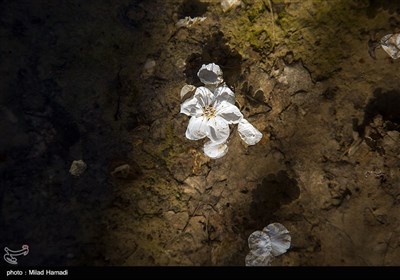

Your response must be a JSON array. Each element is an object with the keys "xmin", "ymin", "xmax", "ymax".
[{"xmin": 1, "ymin": 0, "xmax": 400, "ymax": 266}]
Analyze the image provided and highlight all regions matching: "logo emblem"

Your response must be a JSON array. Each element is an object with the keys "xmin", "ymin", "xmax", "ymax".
[{"xmin": 4, "ymin": 245, "xmax": 29, "ymax": 265}]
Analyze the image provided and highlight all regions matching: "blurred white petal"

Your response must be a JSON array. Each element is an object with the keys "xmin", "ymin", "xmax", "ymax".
[
  {"xmin": 215, "ymin": 100, "xmax": 243, "ymax": 124},
  {"xmin": 185, "ymin": 116, "xmax": 208, "ymax": 140},
  {"xmin": 197, "ymin": 63, "xmax": 224, "ymax": 85},
  {"xmin": 203, "ymin": 141, "xmax": 228, "ymax": 159},
  {"xmin": 263, "ymin": 223, "xmax": 291, "ymax": 257},
  {"xmin": 238, "ymin": 119, "xmax": 263, "ymax": 145}
]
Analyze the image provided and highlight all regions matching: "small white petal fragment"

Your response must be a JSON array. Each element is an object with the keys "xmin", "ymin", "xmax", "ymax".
[
  {"xmin": 185, "ymin": 116, "xmax": 208, "ymax": 140},
  {"xmin": 245, "ymin": 251, "xmax": 272, "ymax": 266},
  {"xmin": 248, "ymin": 231, "xmax": 272, "ymax": 256},
  {"xmin": 180, "ymin": 96, "xmax": 202, "ymax": 117},
  {"xmin": 197, "ymin": 63, "xmax": 224, "ymax": 86},
  {"xmin": 215, "ymin": 100, "xmax": 243, "ymax": 124},
  {"xmin": 69, "ymin": 160, "xmax": 87, "ymax": 177},
  {"xmin": 214, "ymin": 85, "xmax": 236, "ymax": 105},
  {"xmin": 263, "ymin": 223, "xmax": 291, "ymax": 257},
  {"xmin": 180, "ymin": 84, "xmax": 197, "ymax": 100},
  {"xmin": 207, "ymin": 116, "xmax": 230, "ymax": 144},
  {"xmin": 238, "ymin": 119, "xmax": 263, "ymax": 145},
  {"xmin": 203, "ymin": 141, "xmax": 228, "ymax": 159},
  {"xmin": 111, "ymin": 164, "xmax": 130, "ymax": 179},
  {"xmin": 221, "ymin": 0, "xmax": 242, "ymax": 12},
  {"xmin": 381, "ymin": 33, "xmax": 400, "ymax": 59},
  {"xmin": 176, "ymin": 16, "xmax": 206, "ymax": 28},
  {"xmin": 142, "ymin": 59, "xmax": 156, "ymax": 78}
]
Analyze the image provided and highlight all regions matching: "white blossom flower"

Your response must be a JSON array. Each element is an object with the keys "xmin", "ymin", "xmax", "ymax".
[
  {"xmin": 197, "ymin": 63, "xmax": 224, "ymax": 86},
  {"xmin": 238, "ymin": 119, "xmax": 263, "ymax": 145},
  {"xmin": 180, "ymin": 63, "xmax": 264, "ymax": 158},
  {"xmin": 181, "ymin": 86, "xmax": 243, "ymax": 144}
]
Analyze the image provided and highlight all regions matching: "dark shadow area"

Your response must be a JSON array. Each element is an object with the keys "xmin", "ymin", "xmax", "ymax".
[
  {"xmin": 118, "ymin": 1, "xmax": 147, "ymax": 29},
  {"xmin": 184, "ymin": 32, "xmax": 242, "ymax": 88},
  {"xmin": 249, "ymin": 170, "xmax": 300, "ymax": 229},
  {"xmin": 366, "ymin": 0, "xmax": 400, "ymax": 18},
  {"xmin": 0, "ymin": 0, "xmax": 152, "ymax": 266},
  {"xmin": 178, "ymin": 0, "xmax": 208, "ymax": 19},
  {"xmin": 240, "ymin": 81, "xmax": 272, "ymax": 112},
  {"xmin": 359, "ymin": 88, "xmax": 400, "ymax": 135}
]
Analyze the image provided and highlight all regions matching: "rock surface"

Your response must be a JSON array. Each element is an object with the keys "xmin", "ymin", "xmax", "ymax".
[{"xmin": 1, "ymin": 0, "xmax": 400, "ymax": 266}]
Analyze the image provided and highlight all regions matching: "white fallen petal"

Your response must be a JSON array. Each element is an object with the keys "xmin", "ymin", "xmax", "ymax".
[
  {"xmin": 207, "ymin": 116, "xmax": 230, "ymax": 144},
  {"xmin": 180, "ymin": 96, "xmax": 202, "ymax": 117},
  {"xmin": 214, "ymin": 85, "xmax": 236, "ymax": 105},
  {"xmin": 142, "ymin": 59, "xmax": 156, "ymax": 78},
  {"xmin": 194, "ymin": 86, "xmax": 214, "ymax": 108},
  {"xmin": 180, "ymin": 84, "xmax": 197, "ymax": 100},
  {"xmin": 215, "ymin": 100, "xmax": 243, "ymax": 124},
  {"xmin": 176, "ymin": 16, "xmax": 206, "ymax": 28},
  {"xmin": 238, "ymin": 119, "xmax": 263, "ymax": 145},
  {"xmin": 248, "ymin": 230, "xmax": 272, "ymax": 256},
  {"xmin": 245, "ymin": 250, "xmax": 272, "ymax": 266},
  {"xmin": 197, "ymin": 63, "xmax": 224, "ymax": 86},
  {"xmin": 221, "ymin": 0, "xmax": 242, "ymax": 13},
  {"xmin": 381, "ymin": 33, "xmax": 400, "ymax": 59},
  {"xmin": 263, "ymin": 223, "xmax": 291, "ymax": 257},
  {"xmin": 185, "ymin": 116, "xmax": 208, "ymax": 140},
  {"xmin": 203, "ymin": 141, "xmax": 228, "ymax": 159},
  {"xmin": 69, "ymin": 160, "xmax": 87, "ymax": 177}
]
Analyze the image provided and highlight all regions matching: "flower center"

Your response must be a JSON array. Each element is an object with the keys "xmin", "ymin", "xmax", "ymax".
[{"xmin": 203, "ymin": 105, "xmax": 216, "ymax": 119}]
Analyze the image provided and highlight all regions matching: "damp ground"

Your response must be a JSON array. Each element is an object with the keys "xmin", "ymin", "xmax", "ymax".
[{"xmin": 1, "ymin": 0, "xmax": 400, "ymax": 265}]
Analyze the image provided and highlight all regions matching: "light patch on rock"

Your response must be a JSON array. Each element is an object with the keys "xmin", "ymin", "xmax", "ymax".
[
  {"xmin": 111, "ymin": 164, "xmax": 131, "ymax": 179},
  {"xmin": 69, "ymin": 160, "xmax": 87, "ymax": 177}
]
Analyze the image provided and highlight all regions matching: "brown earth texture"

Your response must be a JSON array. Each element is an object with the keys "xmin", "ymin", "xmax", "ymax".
[{"xmin": 1, "ymin": 0, "xmax": 400, "ymax": 266}]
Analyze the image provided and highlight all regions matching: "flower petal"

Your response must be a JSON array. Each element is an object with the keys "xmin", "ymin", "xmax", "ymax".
[
  {"xmin": 197, "ymin": 63, "xmax": 224, "ymax": 85},
  {"xmin": 381, "ymin": 33, "xmax": 400, "ymax": 59},
  {"xmin": 214, "ymin": 85, "xmax": 235, "ymax": 105},
  {"xmin": 180, "ymin": 84, "xmax": 197, "ymax": 100},
  {"xmin": 248, "ymin": 230, "xmax": 272, "ymax": 256},
  {"xmin": 203, "ymin": 141, "xmax": 228, "ymax": 159},
  {"xmin": 185, "ymin": 116, "xmax": 208, "ymax": 140},
  {"xmin": 194, "ymin": 86, "xmax": 214, "ymax": 108},
  {"xmin": 238, "ymin": 119, "xmax": 263, "ymax": 145},
  {"xmin": 245, "ymin": 250, "xmax": 273, "ymax": 266},
  {"xmin": 215, "ymin": 100, "xmax": 243, "ymax": 124},
  {"xmin": 180, "ymin": 96, "xmax": 202, "ymax": 116},
  {"xmin": 263, "ymin": 223, "xmax": 291, "ymax": 257},
  {"xmin": 207, "ymin": 116, "xmax": 230, "ymax": 144}
]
